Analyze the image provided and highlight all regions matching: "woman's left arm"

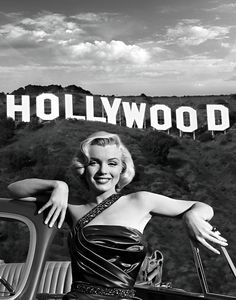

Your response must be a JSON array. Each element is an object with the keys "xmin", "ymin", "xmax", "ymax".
[{"xmin": 136, "ymin": 191, "xmax": 227, "ymax": 254}]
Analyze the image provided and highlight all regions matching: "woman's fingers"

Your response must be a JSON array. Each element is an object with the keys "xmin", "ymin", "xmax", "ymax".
[
  {"xmin": 44, "ymin": 205, "xmax": 57, "ymax": 225},
  {"xmin": 48, "ymin": 208, "xmax": 66, "ymax": 228},
  {"xmin": 58, "ymin": 209, "xmax": 66, "ymax": 229},
  {"xmin": 38, "ymin": 201, "xmax": 52, "ymax": 214},
  {"xmin": 48, "ymin": 208, "xmax": 61, "ymax": 228},
  {"xmin": 37, "ymin": 197, "xmax": 67, "ymax": 228},
  {"xmin": 42, "ymin": 205, "xmax": 66, "ymax": 228},
  {"xmin": 198, "ymin": 237, "xmax": 220, "ymax": 255},
  {"xmin": 194, "ymin": 226, "xmax": 228, "ymax": 254},
  {"xmin": 200, "ymin": 233, "xmax": 228, "ymax": 247},
  {"xmin": 209, "ymin": 230, "xmax": 227, "ymax": 243},
  {"xmin": 35, "ymin": 181, "xmax": 68, "ymax": 228}
]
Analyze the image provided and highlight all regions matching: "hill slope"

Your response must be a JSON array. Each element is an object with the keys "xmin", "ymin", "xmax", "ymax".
[{"xmin": 0, "ymin": 119, "xmax": 236, "ymax": 295}]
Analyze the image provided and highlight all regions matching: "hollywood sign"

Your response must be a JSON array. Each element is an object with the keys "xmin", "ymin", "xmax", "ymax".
[{"xmin": 6, "ymin": 93, "xmax": 230, "ymax": 132}]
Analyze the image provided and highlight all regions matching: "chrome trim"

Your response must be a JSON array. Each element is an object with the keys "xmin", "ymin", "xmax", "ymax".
[
  {"xmin": 190, "ymin": 240, "xmax": 209, "ymax": 294},
  {"xmin": 220, "ymin": 246, "xmax": 236, "ymax": 278}
]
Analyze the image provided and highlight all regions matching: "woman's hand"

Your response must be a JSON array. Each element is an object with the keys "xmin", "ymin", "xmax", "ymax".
[
  {"xmin": 183, "ymin": 210, "xmax": 228, "ymax": 254},
  {"xmin": 8, "ymin": 178, "xmax": 69, "ymax": 228},
  {"xmin": 38, "ymin": 181, "xmax": 69, "ymax": 229}
]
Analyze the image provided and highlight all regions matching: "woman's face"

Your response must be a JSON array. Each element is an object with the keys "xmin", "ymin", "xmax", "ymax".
[{"xmin": 85, "ymin": 144, "xmax": 123, "ymax": 195}]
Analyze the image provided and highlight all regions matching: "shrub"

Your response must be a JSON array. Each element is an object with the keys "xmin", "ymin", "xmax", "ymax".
[
  {"xmin": 6, "ymin": 149, "xmax": 36, "ymax": 170},
  {"xmin": 0, "ymin": 117, "xmax": 15, "ymax": 146},
  {"xmin": 28, "ymin": 116, "xmax": 43, "ymax": 130},
  {"xmin": 219, "ymin": 132, "xmax": 232, "ymax": 145},
  {"xmin": 198, "ymin": 132, "xmax": 213, "ymax": 142},
  {"xmin": 141, "ymin": 131, "xmax": 179, "ymax": 164}
]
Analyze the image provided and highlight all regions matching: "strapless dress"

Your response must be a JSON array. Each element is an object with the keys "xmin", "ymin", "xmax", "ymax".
[{"xmin": 63, "ymin": 194, "xmax": 147, "ymax": 300}]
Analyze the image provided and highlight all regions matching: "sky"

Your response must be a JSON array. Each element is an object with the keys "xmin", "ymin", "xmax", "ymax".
[{"xmin": 0, "ymin": 0, "xmax": 236, "ymax": 96}]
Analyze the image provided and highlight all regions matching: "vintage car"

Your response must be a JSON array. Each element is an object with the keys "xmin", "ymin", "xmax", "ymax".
[{"xmin": 0, "ymin": 197, "xmax": 235, "ymax": 300}]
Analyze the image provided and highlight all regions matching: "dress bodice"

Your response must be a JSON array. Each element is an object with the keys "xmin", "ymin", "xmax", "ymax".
[
  {"xmin": 68, "ymin": 224, "xmax": 147, "ymax": 289},
  {"xmin": 65, "ymin": 194, "xmax": 147, "ymax": 300}
]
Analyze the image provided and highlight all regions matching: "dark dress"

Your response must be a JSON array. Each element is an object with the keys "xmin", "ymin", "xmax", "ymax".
[{"xmin": 63, "ymin": 194, "xmax": 147, "ymax": 300}]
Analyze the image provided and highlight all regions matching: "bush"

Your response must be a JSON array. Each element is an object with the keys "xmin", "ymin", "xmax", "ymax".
[
  {"xmin": 219, "ymin": 132, "xmax": 232, "ymax": 145},
  {"xmin": 15, "ymin": 121, "xmax": 27, "ymax": 130},
  {"xmin": 6, "ymin": 149, "xmax": 36, "ymax": 170},
  {"xmin": 28, "ymin": 116, "xmax": 43, "ymax": 130},
  {"xmin": 141, "ymin": 131, "xmax": 179, "ymax": 164},
  {"xmin": 198, "ymin": 132, "xmax": 213, "ymax": 142},
  {"xmin": 0, "ymin": 117, "xmax": 15, "ymax": 146}
]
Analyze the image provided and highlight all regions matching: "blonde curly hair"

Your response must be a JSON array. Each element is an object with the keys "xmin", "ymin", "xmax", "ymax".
[{"xmin": 71, "ymin": 131, "xmax": 135, "ymax": 191}]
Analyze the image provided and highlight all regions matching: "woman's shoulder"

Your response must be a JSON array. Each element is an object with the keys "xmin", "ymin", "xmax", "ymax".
[
  {"xmin": 124, "ymin": 191, "xmax": 171, "ymax": 213},
  {"xmin": 123, "ymin": 190, "xmax": 157, "ymax": 200},
  {"xmin": 122, "ymin": 191, "xmax": 158, "ymax": 208}
]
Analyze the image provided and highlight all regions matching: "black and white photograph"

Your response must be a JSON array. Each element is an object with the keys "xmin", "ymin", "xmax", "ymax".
[{"xmin": 0, "ymin": 1, "xmax": 236, "ymax": 299}]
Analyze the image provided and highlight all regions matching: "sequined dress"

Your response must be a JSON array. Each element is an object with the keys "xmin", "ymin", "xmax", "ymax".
[{"xmin": 63, "ymin": 194, "xmax": 147, "ymax": 300}]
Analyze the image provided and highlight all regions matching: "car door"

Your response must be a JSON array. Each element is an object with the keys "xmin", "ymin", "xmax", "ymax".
[{"xmin": 0, "ymin": 198, "xmax": 57, "ymax": 300}]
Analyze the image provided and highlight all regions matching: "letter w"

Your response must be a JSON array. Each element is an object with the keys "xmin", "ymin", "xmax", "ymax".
[{"xmin": 122, "ymin": 102, "xmax": 146, "ymax": 128}]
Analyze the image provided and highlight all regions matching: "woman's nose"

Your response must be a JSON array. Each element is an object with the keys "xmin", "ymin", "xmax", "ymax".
[{"xmin": 99, "ymin": 163, "xmax": 108, "ymax": 174}]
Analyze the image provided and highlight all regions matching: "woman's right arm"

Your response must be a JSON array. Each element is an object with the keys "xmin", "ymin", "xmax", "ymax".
[{"xmin": 8, "ymin": 178, "xmax": 69, "ymax": 228}]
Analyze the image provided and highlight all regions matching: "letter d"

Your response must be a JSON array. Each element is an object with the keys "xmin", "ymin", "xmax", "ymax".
[{"xmin": 207, "ymin": 105, "xmax": 230, "ymax": 131}]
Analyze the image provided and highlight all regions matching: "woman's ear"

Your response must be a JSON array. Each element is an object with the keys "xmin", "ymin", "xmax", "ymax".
[{"xmin": 121, "ymin": 162, "xmax": 126, "ymax": 173}]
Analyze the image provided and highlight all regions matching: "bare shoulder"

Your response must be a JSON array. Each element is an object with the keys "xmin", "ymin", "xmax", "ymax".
[
  {"xmin": 125, "ymin": 191, "xmax": 163, "ymax": 200},
  {"xmin": 123, "ymin": 191, "xmax": 178, "ymax": 214},
  {"xmin": 122, "ymin": 191, "xmax": 160, "ymax": 208}
]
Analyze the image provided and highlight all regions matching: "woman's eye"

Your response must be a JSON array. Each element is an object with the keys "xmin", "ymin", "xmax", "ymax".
[
  {"xmin": 109, "ymin": 162, "xmax": 118, "ymax": 166},
  {"xmin": 89, "ymin": 161, "xmax": 97, "ymax": 166}
]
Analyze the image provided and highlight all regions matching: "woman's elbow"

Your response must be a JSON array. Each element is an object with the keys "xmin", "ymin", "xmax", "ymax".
[
  {"xmin": 193, "ymin": 201, "xmax": 214, "ymax": 221},
  {"xmin": 7, "ymin": 181, "xmax": 29, "ymax": 198}
]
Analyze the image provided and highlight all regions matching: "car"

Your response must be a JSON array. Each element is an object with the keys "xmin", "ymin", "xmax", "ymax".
[{"xmin": 0, "ymin": 197, "xmax": 235, "ymax": 300}]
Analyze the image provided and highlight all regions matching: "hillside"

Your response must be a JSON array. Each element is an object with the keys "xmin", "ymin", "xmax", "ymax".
[{"xmin": 0, "ymin": 118, "xmax": 236, "ymax": 295}]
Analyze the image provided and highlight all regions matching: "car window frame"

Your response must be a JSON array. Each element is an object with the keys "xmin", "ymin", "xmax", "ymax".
[{"xmin": 0, "ymin": 212, "xmax": 36, "ymax": 300}]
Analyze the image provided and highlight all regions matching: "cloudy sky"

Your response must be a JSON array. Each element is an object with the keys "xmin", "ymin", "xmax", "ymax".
[{"xmin": 1, "ymin": 0, "xmax": 236, "ymax": 96}]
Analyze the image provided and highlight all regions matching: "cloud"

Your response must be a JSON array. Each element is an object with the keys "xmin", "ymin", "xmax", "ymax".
[
  {"xmin": 221, "ymin": 42, "xmax": 230, "ymax": 48},
  {"xmin": 0, "ymin": 11, "xmax": 150, "ymax": 68},
  {"xmin": 0, "ymin": 12, "xmax": 85, "ymax": 47},
  {"xmin": 70, "ymin": 40, "xmax": 150, "ymax": 64},
  {"xmin": 205, "ymin": 3, "xmax": 236, "ymax": 13},
  {"xmin": 72, "ymin": 12, "xmax": 119, "ymax": 23},
  {"xmin": 0, "ymin": 10, "xmax": 235, "ymax": 95},
  {"xmin": 166, "ymin": 20, "xmax": 230, "ymax": 46}
]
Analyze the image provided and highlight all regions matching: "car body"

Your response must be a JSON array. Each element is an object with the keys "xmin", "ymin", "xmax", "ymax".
[{"xmin": 0, "ymin": 198, "xmax": 235, "ymax": 300}]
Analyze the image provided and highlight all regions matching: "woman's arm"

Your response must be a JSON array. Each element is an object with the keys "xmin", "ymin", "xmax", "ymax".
[
  {"xmin": 182, "ymin": 203, "xmax": 227, "ymax": 254},
  {"xmin": 8, "ymin": 178, "xmax": 69, "ymax": 229},
  {"xmin": 136, "ymin": 191, "xmax": 227, "ymax": 254}
]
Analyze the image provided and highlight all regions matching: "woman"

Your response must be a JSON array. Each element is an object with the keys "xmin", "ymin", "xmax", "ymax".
[{"xmin": 8, "ymin": 131, "xmax": 227, "ymax": 300}]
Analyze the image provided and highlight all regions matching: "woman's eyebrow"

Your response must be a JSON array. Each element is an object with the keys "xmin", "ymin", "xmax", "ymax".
[
  {"xmin": 89, "ymin": 157, "xmax": 99, "ymax": 160},
  {"xmin": 89, "ymin": 157, "xmax": 120, "ymax": 161},
  {"xmin": 108, "ymin": 158, "xmax": 120, "ymax": 161}
]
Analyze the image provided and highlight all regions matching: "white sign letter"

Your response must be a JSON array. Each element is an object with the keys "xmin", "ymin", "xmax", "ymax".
[
  {"xmin": 36, "ymin": 93, "xmax": 59, "ymax": 120},
  {"xmin": 207, "ymin": 105, "xmax": 230, "ymax": 131},
  {"xmin": 86, "ymin": 96, "xmax": 106, "ymax": 122},
  {"xmin": 176, "ymin": 107, "xmax": 198, "ymax": 132},
  {"xmin": 65, "ymin": 94, "xmax": 85, "ymax": 120},
  {"xmin": 6, "ymin": 95, "xmax": 30, "ymax": 122},
  {"xmin": 150, "ymin": 104, "xmax": 172, "ymax": 130},
  {"xmin": 122, "ymin": 102, "xmax": 146, "ymax": 128},
  {"xmin": 100, "ymin": 97, "xmax": 121, "ymax": 125}
]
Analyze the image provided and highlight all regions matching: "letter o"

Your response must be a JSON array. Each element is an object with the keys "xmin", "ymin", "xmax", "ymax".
[{"xmin": 176, "ymin": 107, "xmax": 198, "ymax": 132}]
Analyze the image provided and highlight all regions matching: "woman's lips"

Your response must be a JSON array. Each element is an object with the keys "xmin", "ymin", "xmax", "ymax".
[{"xmin": 94, "ymin": 178, "xmax": 111, "ymax": 184}]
